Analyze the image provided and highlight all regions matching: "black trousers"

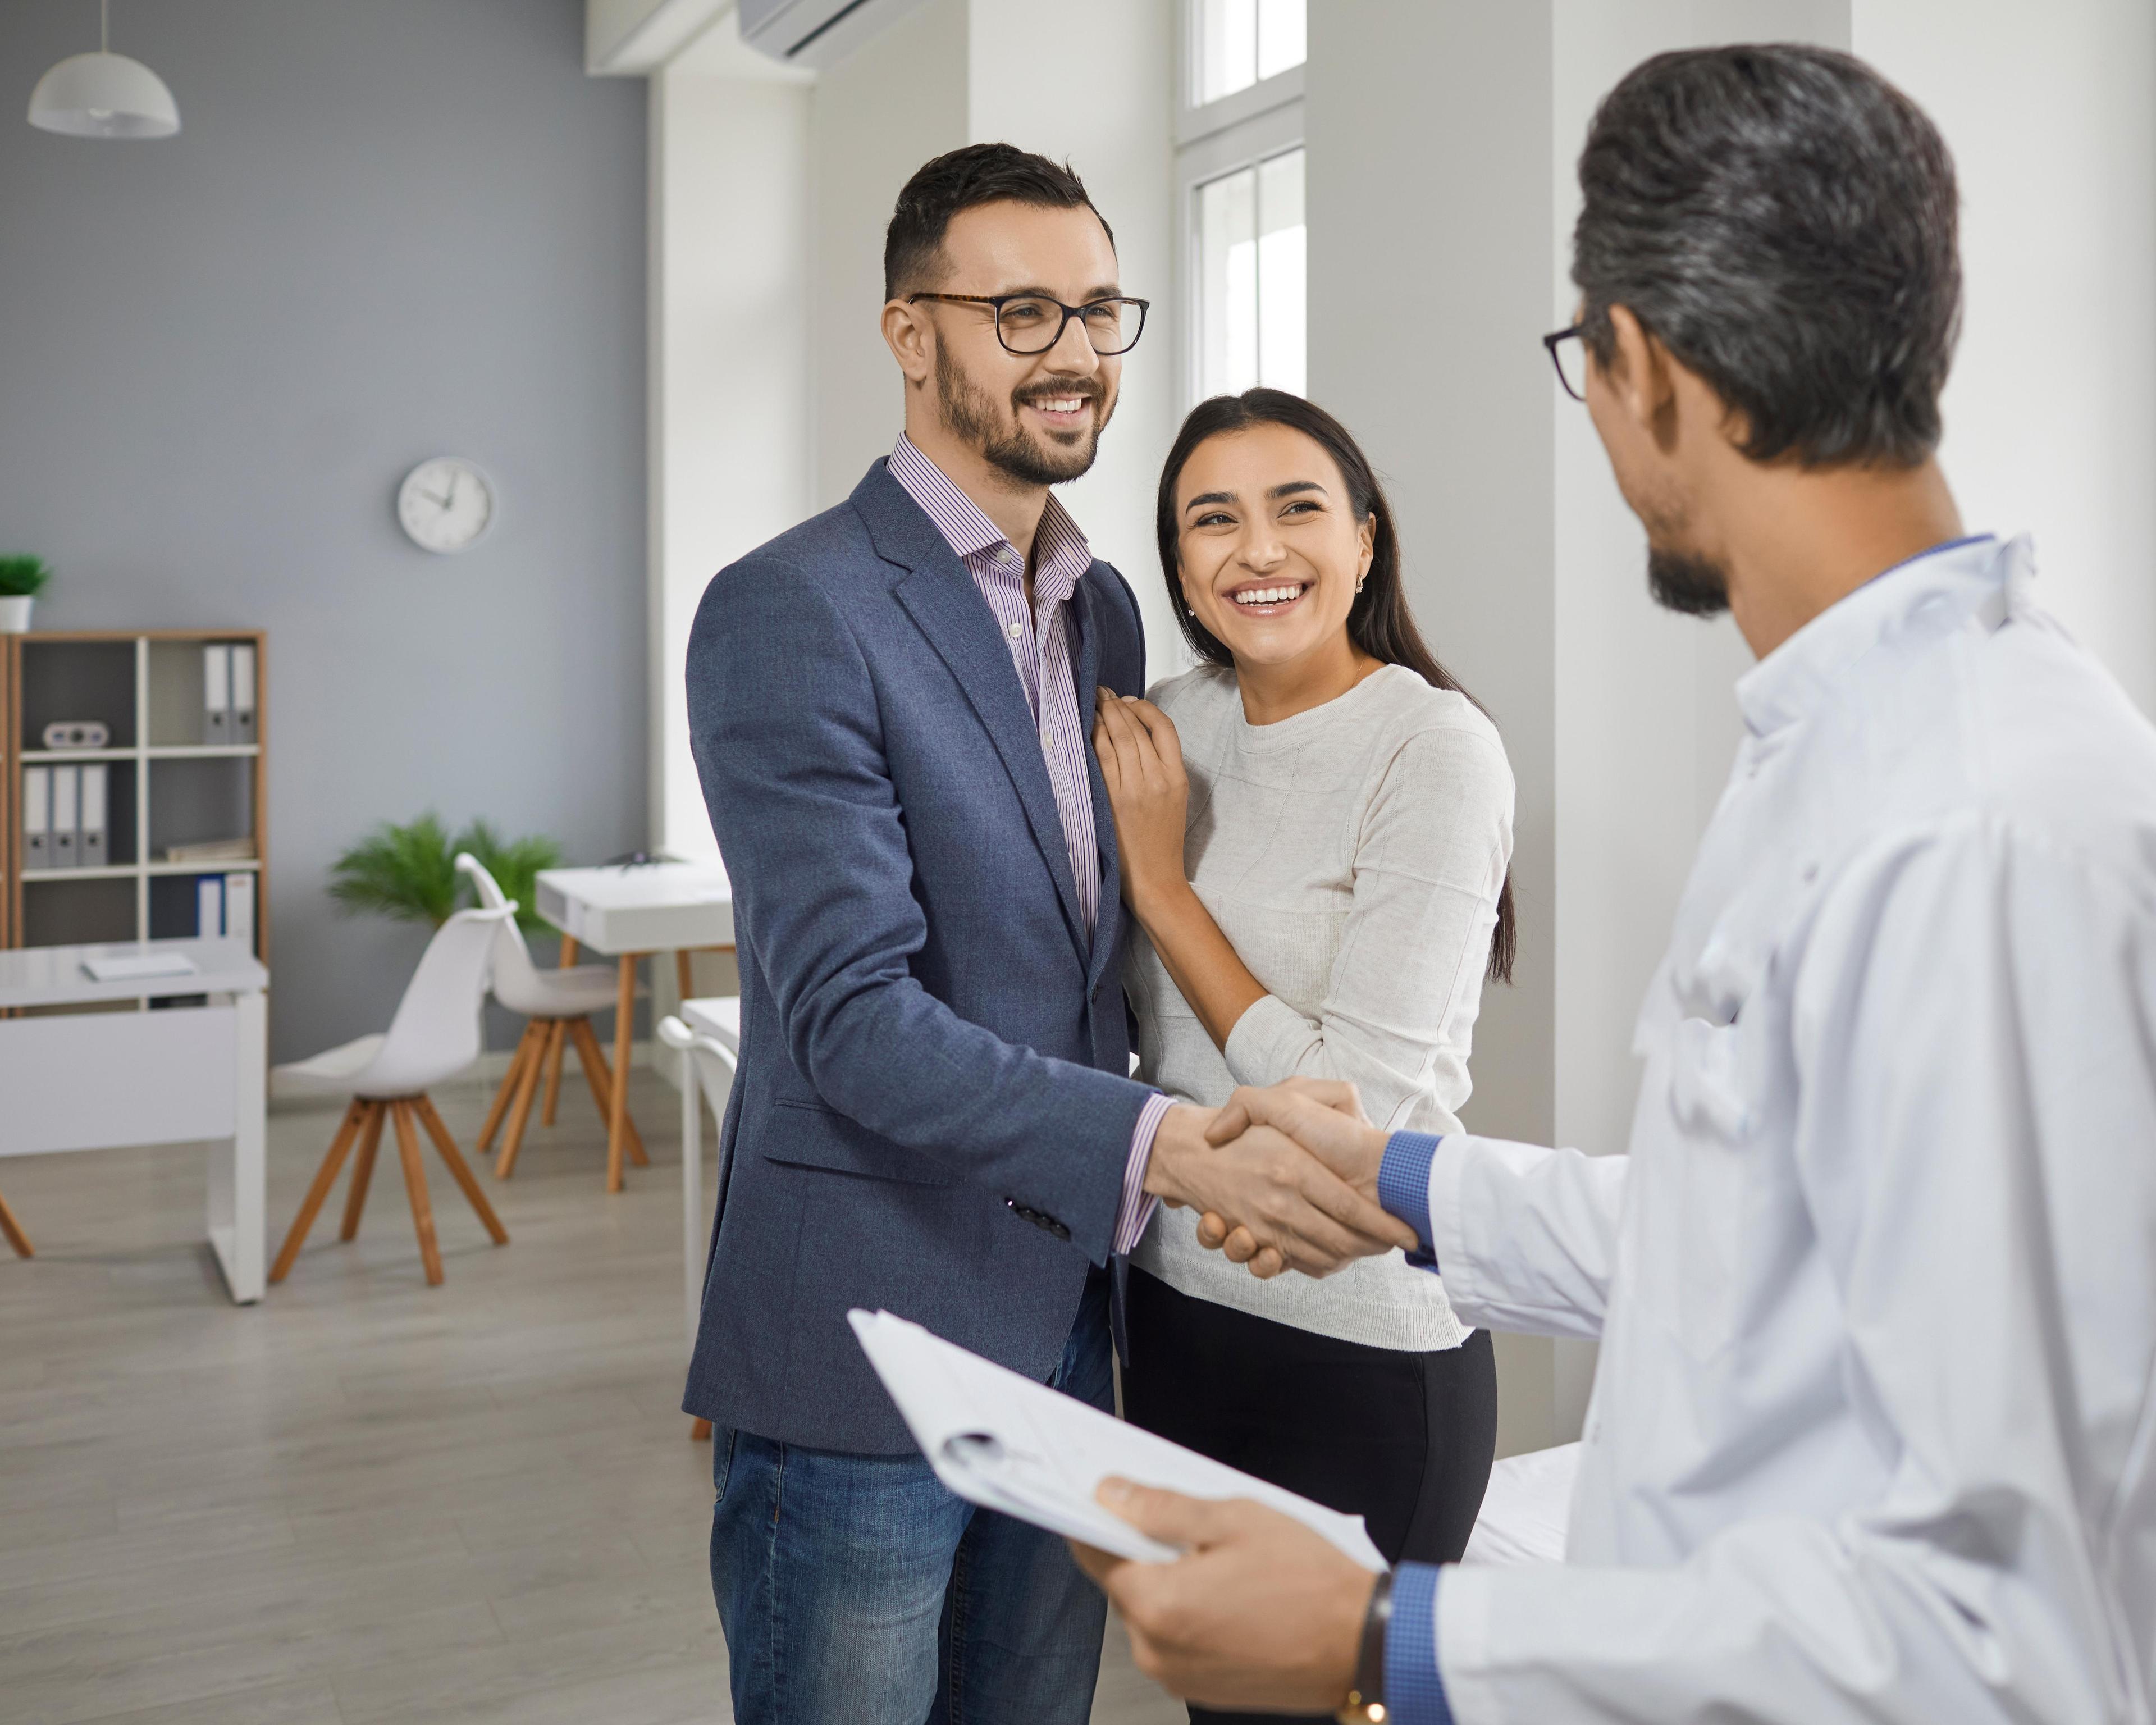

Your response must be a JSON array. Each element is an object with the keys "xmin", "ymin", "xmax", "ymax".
[{"xmin": 1118, "ymin": 1267, "xmax": 1499, "ymax": 1725}]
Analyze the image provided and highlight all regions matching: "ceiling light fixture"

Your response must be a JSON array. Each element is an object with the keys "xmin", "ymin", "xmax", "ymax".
[{"xmin": 28, "ymin": 0, "xmax": 180, "ymax": 140}]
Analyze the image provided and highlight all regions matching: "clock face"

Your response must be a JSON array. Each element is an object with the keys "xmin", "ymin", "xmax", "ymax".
[{"xmin": 397, "ymin": 457, "xmax": 495, "ymax": 554}]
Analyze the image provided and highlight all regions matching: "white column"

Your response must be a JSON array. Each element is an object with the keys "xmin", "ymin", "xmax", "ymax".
[{"xmin": 649, "ymin": 21, "xmax": 814, "ymax": 864}]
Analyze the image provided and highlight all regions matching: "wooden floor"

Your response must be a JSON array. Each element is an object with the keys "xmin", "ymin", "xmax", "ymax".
[{"xmin": 0, "ymin": 1066, "xmax": 1182, "ymax": 1725}]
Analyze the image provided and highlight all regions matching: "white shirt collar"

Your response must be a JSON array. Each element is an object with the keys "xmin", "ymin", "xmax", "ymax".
[{"xmin": 1734, "ymin": 533, "xmax": 2021, "ymax": 737}]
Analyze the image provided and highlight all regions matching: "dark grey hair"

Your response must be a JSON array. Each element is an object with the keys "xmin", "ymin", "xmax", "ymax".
[{"xmin": 1574, "ymin": 44, "xmax": 1961, "ymax": 469}]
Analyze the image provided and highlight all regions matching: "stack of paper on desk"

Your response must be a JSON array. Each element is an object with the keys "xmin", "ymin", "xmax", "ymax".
[{"xmin": 849, "ymin": 1309, "xmax": 1387, "ymax": 1571}]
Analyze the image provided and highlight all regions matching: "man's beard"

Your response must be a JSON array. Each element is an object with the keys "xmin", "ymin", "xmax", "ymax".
[
  {"xmin": 1646, "ymin": 544, "xmax": 1730, "ymax": 616},
  {"xmin": 935, "ymin": 341, "xmax": 1107, "ymax": 487}
]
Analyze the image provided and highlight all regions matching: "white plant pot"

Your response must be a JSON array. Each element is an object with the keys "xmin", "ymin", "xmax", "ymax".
[{"xmin": 0, "ymin": 596, "xmax": 32, "ymax": 633}]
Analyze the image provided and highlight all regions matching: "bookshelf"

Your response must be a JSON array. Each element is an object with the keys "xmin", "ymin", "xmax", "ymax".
[{"xmin": 4, "ymin": 630, "xmax": 268, "ymax": 961}]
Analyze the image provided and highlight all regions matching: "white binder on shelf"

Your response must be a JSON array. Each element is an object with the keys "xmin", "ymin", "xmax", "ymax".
[
  {"xmin": 22, "ymin": 766, "xmax": 50, "ymax": 869},
  {"xmin": 195, "ymin": 874, "xmax": 225, "ymax": 939},
  {"xmin": 79, "ymin": 762, "xmax": 108, "ymax": 868},
  {"xmin": 222, "ymin": 871, "xmax": 255, "ymax": 952},
  {"xmin": 203, "ymin": 643, "xmax": 232, "ymax": 744},
  {"xmin": 230, "ymin": 643, "xmax": 257, "ymax": 746},
  {"xmin": 51, "ymin": 765, "xmax": 79, "ymax": 869}
]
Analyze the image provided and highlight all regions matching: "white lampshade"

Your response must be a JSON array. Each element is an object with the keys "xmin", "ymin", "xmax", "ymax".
[{"xmin": 28, "ymin": 49, "xmax": 179, "ymax": 139}]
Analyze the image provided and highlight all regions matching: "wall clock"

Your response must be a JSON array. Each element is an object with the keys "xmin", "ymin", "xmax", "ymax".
[{"xmin": 397, "ymin": 456, "xmax": 496, "ymax": 554}]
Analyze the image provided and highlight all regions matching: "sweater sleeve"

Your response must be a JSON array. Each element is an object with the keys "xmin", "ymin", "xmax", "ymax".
[{"xmin": 1221, "ymin": 718, "xmax": 1515, "ymax": 1131}]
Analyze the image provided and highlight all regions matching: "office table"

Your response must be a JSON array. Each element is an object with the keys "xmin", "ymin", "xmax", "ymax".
[
  {"xmin": 0, "ymin": 938, "xmax": 269, "ymax": 1303},
  {"xmin": 533, "ymin": 862, "xmax": 734, "ymax": 1191}
]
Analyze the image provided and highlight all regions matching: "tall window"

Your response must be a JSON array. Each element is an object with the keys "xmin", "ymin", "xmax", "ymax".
[{"xmin": 1181, "ymin": 0, "xmax": 1306, "ymax": 403}]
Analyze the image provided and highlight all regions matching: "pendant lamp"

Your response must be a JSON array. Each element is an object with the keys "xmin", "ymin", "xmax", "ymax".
[{"xmin": 28, "ymin": 0, "xmax": 180, "ymax": 139}]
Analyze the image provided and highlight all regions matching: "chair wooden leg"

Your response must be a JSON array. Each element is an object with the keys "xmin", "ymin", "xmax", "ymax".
[
  {"xmin": 607, "ymin": 955, "xmax": 640, "ymax": 1193},
  {"xmin": 690, "ymin": 1418, "xmax": 712, "ymax": 1442},
  {"xmin": 568, "ymin": 1016, "xmax": 646, "ymax": 1168},
  {"xmin": 493, "ymin": 1028, "xmax": 549, "ymax": 1180},
  {"xmin": 268, "ymin": 1099, "xmax": 371, "ymax": 1284},
  {"xmin": 390, "ymin": 1100, "xmax": 444, "ymax": 1286},
  {"xmin": 413, "ymin": 1094, "xmax": 509, "ymax": 1246},
  {"xmin": 0, "ymin": 1186, "xmax": 32, "ymax": 1258},
  {"xmin": 478, "ymin": 1023, "xmax": 541, "ymax": 1154},
  {"xmin": 539, "ymin": 1020, "xmax": 569, "ymax": 1127},
  {"xmin": 559, "ymin": 934, "xmax": 579, "ymax": 965},
  {"xmin": 337, "ymin": 1102, "xmax": 389, "ymax": 1241},
  {"xmin": 675, "ymin": 949, "xmax": 696, "ymax": 1005}
]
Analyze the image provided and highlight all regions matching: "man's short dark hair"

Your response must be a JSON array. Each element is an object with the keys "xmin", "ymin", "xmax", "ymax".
[
  {"xmin": 1574, "ymin": 45, "xmax": 1960, "ymax": 468},
  {"xmin": 884, "ymin": 143, "xmax": 1112, "ymax": 303}
]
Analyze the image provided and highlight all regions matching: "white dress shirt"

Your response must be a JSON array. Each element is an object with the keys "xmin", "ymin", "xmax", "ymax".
[{"xmin": 1412, "ymin": 536, "xmax": 2156, "ymax": 1723}]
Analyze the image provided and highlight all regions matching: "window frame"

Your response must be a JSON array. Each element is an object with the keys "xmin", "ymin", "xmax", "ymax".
[{"xmin": 1176, "ymin": 6, "xmax": 1306, "ymax": 412}]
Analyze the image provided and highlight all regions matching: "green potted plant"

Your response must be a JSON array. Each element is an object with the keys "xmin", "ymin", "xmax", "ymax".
[
  {"xmin": 329, "ymin": 813, "xmax": 564, "ymax": 932},
  {"xmin": 0, "ymin": 556, "xmax": 51, "ymax": 633}
]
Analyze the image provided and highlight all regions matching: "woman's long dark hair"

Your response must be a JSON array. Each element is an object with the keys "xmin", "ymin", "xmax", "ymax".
[{"xmin": 1155, "ymin": 389, "xmax": 1516, "ymax": 984}]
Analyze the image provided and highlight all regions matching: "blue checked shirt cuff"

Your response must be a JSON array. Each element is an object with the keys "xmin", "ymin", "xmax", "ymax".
[
  {"xmin": 1385, "ymin": 1563, "xmax": 1451, "ymax": 1724},
  {"xmin": 1377, "ymin": 1131, "xmax": 1441, "ymax": 1270},
  {"xmin": 1114, "ymin": 1092, "xmax": 1176, "ymax": 1255}
]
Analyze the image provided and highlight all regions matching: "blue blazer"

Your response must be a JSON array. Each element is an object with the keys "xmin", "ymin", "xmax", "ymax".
[{"xmin": 682, "ymin": 459, "xmax": 1154, "ymax": 1453}]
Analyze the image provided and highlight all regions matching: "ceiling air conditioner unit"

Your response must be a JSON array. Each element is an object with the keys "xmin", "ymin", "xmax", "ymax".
[{"xmin": 738, "ymin": 0, "xmax": 935, "ymax": 69}]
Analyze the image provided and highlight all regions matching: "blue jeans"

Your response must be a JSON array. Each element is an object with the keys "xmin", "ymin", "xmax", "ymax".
[{"xmin": 710, "ymin": 1272, "xmax": 1114, "ymax": 1725}]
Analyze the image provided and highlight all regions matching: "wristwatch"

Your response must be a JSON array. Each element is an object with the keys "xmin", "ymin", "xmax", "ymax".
[{"xmin": 1335, "ymin": 1566, "xmax": 1394, "ymax": 1724}]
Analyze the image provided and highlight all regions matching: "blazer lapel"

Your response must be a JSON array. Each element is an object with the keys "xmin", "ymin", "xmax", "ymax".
[
  {"xmin": 860, "ymin": 466, "xmax": 1090, "ymax": 954},
  {"xmin": 1072, "ymin": 579, "xmax": 1126, "ymax": 997}
]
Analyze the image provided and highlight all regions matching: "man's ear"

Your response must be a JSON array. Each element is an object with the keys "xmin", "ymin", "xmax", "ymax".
[
  {"xmin": 1602, "ymin": 304, "xmax": 1681, "ymax": 451},
  {"xmin": 882, "ymin": 298, "xmax": 933, "ymax": 388}
]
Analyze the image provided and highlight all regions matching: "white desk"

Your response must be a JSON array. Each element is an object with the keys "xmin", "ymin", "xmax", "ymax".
[
  {"xmin": 0, "ymin": 938, "xmax": 269, "ymax": 1303},
  {"xmin": 679, "ymin": 994, "xmax": 740, "ymax": 1445},
  {"xmin": 678, "ymin": 994, "xmax": 740, "ymax": 1350},
  {"xmin": 534, "ymin": 862, "xmax": 733, "ymax": 1191}
]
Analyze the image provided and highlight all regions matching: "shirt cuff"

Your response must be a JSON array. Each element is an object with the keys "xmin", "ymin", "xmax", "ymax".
[
  {"xmin": 1378, "ymin": 1131, "xmax": 1441, "ymax": 1270},
  {"xmin": 1114, "ymin": 1092, "xmax": 1175, "ymax": 1256},
  {"xmin": 1385, "ymin": 1562, "xmax": 1452, "ymax": 1725}
]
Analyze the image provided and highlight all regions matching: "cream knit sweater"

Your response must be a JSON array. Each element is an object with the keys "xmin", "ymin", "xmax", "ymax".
[{"xmin": 1126, "ymin": 662, "xmax": 1515, "ymax": 1351}]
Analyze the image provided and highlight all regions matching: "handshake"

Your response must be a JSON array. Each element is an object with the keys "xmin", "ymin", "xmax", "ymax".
[{"xmin": 1141, "ymin": 1079, "xmax": 1414, "ymax": 1279}]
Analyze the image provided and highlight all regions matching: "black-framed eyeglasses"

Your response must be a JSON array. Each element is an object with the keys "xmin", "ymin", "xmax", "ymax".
[
  {"xmin": 908, "ymin": 291, "xmax": 1151, "ymax": 357},
  {"xmin": 1545, "ymin": 322, "xmax": 1589, "ymax": 401}
]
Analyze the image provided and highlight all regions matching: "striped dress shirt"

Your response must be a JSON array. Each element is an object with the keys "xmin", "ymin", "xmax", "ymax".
[{"xmin": 887, "ymin": 436, "xmax": 1171, "ymax": 1253}]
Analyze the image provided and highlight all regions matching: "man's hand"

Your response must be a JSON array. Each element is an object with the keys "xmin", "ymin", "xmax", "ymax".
[
  {"xmin": 1193, "ymin": 1080, "xmax": 1396, "ymax": 1279},
  {"xmin": 1146, "ymin": 1102, "xmax": 1416, "ymax": 1277},
  {"xmin": 1070, "ymin": 1481, "xmax": 1376, "ymax": 1714}
]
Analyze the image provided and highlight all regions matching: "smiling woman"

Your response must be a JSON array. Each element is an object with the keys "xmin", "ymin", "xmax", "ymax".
[{"xmin": 1097, "ymin": 390, "xmax": 1518, "ymax": 1724}]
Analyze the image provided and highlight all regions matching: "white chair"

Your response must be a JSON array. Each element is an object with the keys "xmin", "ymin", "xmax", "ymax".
[
  {"xmin": 454, "ymin": 852, "xmax": 646, "ymax": 1181},
  {"xmin": 660, "ymin": 1005, "xmax": 740, "ymax": 1442},
  {"xmin": 268, "ymin": 905, "xmax": 515, "ymax": 1287}
]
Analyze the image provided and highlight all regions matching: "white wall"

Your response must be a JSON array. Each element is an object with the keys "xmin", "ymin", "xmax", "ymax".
[
  {"xmin": 969, "ymin": 1, "xmax": 1185, "ymax": 672},
  {"xmin": 1547, "ymin": 0, "xmax": 1851, "ymax": 1440},
  {"xmin": 1855, "ymin": 0, "xmax": 2156, "ymax": 717},
  {"xmin": 810, "ymin": 0, "xmax": 970, "ymax": 510},
  {"xmin": 651, "ymin": 20, "xmax": 813, "ymax": 862}
]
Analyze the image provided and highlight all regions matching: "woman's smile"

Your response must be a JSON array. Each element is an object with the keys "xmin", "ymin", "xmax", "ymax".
[{"xmin": 1224, "ymin": 579, "xmax": 1313, "ymax": 616}]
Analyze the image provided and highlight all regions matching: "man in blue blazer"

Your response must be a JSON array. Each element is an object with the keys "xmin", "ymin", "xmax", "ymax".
[{"xmin": 684, "ymin": 144, "xmax": 1414, "ymax": 1725}]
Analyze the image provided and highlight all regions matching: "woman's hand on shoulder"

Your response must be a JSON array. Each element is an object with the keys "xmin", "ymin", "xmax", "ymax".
[{"xmin": 1094, "ymin": 689, "xmax": 1191, "ymax": 918}]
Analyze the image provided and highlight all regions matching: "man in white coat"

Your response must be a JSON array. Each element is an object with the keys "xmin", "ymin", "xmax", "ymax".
[{"xmin": 1074, "ymin": 43, "xmax": 2156, "ymax": 1725}]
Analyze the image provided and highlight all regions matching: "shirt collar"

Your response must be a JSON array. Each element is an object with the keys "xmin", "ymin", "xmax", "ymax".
[
  {"xmin": 888, "ymin": 434, "xmax": 1091, "ymax": 608},
  {"xmin": 1734, "ymin": 533, "xmax": 2018, "ymax": 737}
]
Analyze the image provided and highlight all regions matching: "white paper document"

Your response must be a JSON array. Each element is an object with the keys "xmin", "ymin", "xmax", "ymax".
[{"xmin": 849, "ymin": 1309, "xmax": 1387, "ymax": 1571}]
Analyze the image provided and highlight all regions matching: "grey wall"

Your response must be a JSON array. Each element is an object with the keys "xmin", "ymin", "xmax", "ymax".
[
  {"xmin": 1307, "ymin": 4, "xmax": 1559, "ymax": 1455},
  {"xmin": 0, "ymin": 0, "xmax": 647, "ymax": 1063}
]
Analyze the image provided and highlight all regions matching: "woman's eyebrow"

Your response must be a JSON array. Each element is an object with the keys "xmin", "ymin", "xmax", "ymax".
[
  {"xmin": 1182, "ymin": 490, "xmax": 1237, "ymax": 513},
  {"xmin": 1267, "ymin": 480, "xmax": 1327, "ymax": 500}
]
